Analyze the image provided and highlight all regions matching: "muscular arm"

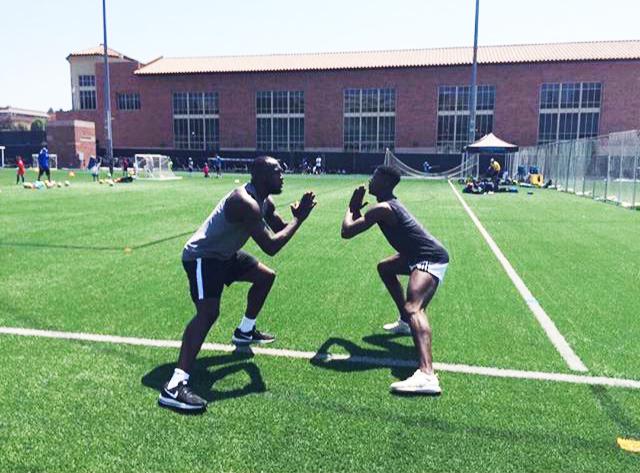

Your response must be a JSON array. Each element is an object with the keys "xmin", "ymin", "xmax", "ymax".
[
  {"xmin": 263, "ymin": 197, "xmax": 287, "ymax": 233},
  {"xmin": 341, "ymin": 203, "xmax": 393, "ymax": 239},
  {"xmin": 249, "ymin": 215, "xmax": 303, "ymax": 257},
  {"xmin": 228, "ymin": 190, "xmax": 314, "ymax": 257}
]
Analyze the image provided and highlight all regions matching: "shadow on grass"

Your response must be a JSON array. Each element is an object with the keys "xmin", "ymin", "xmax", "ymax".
[
  {"xmin": 310, "ymin": 333, "xmax": 418, "ymax": 381},
  {"xmin": 141, "ymin": 350, "xmax": 266, "ymax": 406},
  {"xmin": 590, "ymin": 385, "xmax": 640, "ymax": 438},
  {"xmin": 0, "ymin": 230, "xmax": 193, "ymax": 252}
]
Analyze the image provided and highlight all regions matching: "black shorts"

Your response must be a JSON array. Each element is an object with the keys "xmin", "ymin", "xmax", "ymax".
[{"xmin": 182, "ymin": 251, "xmax": 258, "ymax": 302}]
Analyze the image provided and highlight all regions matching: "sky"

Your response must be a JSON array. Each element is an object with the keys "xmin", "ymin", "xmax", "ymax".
[{"xmin": 1, "ymin": 0, "xmax": 639, "ymax": 112}]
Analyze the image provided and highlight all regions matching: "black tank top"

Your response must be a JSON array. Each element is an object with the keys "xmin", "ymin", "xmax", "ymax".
[{"xmin": 378, "ymin": 198, "xmax": 449, "ymax": 265}]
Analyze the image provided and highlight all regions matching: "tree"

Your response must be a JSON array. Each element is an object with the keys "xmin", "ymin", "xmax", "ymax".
[{"xmin": 31, "ymin": 119, "xmax": 46, "ymax": 131}]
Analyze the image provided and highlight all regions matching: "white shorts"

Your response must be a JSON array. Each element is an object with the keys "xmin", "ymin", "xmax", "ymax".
[{"xmin": 409, "ymin": 261, "xmax": 449, "ymax": 284}]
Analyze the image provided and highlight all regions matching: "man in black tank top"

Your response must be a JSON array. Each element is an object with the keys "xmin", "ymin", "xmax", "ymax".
[
  {"xmin": 341, "ymin": 166, "xmax": 449, "ymax": 395},
  {"xmin": 158, "ymin": 156, "xmax": 316, "ymax": 412}
]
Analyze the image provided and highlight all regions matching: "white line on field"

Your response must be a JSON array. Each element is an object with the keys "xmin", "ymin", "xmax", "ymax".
[
  {"xmin": 1, "ymin": 326, "xmax": 635, "ymax": 389},
  {"xmin": 448, "ymin": 180, "xmax": 588, "ymax": 372}
]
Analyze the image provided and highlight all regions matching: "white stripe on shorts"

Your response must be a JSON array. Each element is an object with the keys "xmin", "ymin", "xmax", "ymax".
[
  {"xmin": 196, "ymin": 258, "xmax": 204, "ymax": 300},
  {"xmin": 409, "ymin": 261, "xmax": 448, "ymax": 283}
]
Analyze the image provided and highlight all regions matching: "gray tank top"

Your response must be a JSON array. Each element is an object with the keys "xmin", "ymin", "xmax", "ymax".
[
  {"xmin": 378, "ymin": 198, "xmax": 449, "ymax": 265},
  {"xmin": 182, "ymin": 183, "xmax": 267, "ymax": 261}
]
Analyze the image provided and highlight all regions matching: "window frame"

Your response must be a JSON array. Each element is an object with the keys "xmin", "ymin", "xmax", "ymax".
[
  {"xmin": 342, "ymin": 88, "xmax": 396, "ymax": 152},
  {"xmin": 172, "ymin": 92, "xmax": 220, "ymax": 150},
  {"xmin": 256, "ymin": 90, "xmax": 305, "ymax": 151},
  {"xmin": 537, "ymin": 82, "xmax": 602, "ymax": 144},
  {"xmin": 436, "ymin": 84, "xmax": 495, "ymax": 153}
]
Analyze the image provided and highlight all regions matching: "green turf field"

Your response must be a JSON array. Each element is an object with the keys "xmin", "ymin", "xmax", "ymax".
[{"xmin": 1, "ymin": 168, "xmax": 639, "ymax": 472}]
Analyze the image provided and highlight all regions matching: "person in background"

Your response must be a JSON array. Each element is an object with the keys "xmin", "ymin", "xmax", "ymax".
[
  {"xmin": 16, "ymin": 156, "xmax": 25, "ymax": 184},
  {"xmin": 203, "ymin": 162, "xmax": 210, "ymax": 178},
  {"xmin": 422, "ymin": 160, "xmax": 431, "ymax": 174},
  {"xmin": 37, "ymin": 144, "xmax": 51, "ymax": 181},
  {"xmin": 488, "ymin": 158, "xmax": 501, "ymax": 188},
  {"xmin": 122, "ymin": 157, "xmax": 129, "ymax": 176},
  {"xmin": 90, "ymin": 156, "xmax": 100, "ymax": 182},
  {"xmin": 214, "ymin": 153, "xmax": 223, "ymax": 178}
]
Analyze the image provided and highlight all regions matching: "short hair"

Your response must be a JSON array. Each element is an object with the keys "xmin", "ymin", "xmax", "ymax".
[
  {"xmin": 251, "ymin": 155, "xmax": 277, "ymax": 179},
  {"xmin": 375, "ymin": 165, "xmax": 401, "ymax": 187}
]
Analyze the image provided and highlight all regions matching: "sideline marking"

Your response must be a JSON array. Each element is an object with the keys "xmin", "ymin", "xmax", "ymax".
[
  {"xmin": 448, "ymin": 180, "xmax": 588, "ymax": 372},
  {"xmin": 1, "ymin": 326, "xmax": 635, "ymax": 389}
]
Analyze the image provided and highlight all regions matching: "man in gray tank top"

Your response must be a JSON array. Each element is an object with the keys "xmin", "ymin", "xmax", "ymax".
[
  {"xmin": 159, "ymin": 156, "xmax": 316, "ymax": 412},
  {"xmin": 341, "ymin": 165, "xmax": 449, "ymax": 395}
]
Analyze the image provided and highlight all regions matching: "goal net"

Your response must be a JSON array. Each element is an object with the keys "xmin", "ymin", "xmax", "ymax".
[
  {"xmin": 134, "ymin": 154, "xmax": 180, "ymax": 180},
  {"xmin": 31, "ymin": 154, "xmax": 58, "ymax": 170},
  {"xmin": 383, "ymin": 149, "xmax": 478, "ymax": 179}
]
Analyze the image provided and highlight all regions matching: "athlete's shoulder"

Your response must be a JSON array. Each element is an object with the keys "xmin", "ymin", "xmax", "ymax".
[
  {"xmin": 226, "ymin": 187, "xmax": 261, "ymax": 221},
  {"xmin": 365, "ymin": 202, "xmax": 394, "ymax": 223}
]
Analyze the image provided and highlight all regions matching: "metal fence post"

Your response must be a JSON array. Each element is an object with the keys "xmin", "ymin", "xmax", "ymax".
[
  {"xmin": 633, "ymin": 154, "xmax": 638, "ymax": 209},
  {"xmin": 605, "ymin": 151, "xmax": 611, "ymax": 203}
]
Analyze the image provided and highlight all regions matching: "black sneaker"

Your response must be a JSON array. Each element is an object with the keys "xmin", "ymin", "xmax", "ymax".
[
  {"xmin": 158, "ymin": 381, "xmax": 207, "ymax": 411},
  {"xmin": 231, "ymin": 327, "xmax": 276, "ymax": 345}
]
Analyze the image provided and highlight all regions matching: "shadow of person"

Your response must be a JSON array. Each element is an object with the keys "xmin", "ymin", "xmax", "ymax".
[
  {"xmin": 141, "ymin": 349, "xmax": 267, "ymax": 408},
  {"xmin": 310, "ymin": 333, "xmax": 418, "ymax": 380}
]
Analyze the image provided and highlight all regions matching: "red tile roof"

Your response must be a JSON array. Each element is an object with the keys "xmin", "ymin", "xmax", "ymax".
[
  {"xmin": 133, "ymin": 40, "xmax": 640, "ymax": 75},
  {"xmin": 67, "ymin": 45, "xmax": 136, "ymax": 61}
]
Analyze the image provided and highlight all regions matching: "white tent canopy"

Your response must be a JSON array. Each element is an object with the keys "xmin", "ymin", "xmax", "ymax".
[{"xmin": 465, "ymin": 133, "xmax": 518, "ymax": 153}]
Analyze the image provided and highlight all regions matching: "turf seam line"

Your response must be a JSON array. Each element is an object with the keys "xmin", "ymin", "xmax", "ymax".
[
  {"xmin": 447, "ymin": 180, "xmax": 589, "ymax": 373},
  {"xmin": 2, "ymin": 326, "xmax": 638, "ymax": 389}
]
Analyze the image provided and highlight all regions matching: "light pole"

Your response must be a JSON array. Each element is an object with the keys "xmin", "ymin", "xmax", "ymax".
[
  {"xmin": 102, "ymin": 0, "xmax": 114, "ymax": 164},
  {"xmin": 468, "ymin": 0, "xmax": 480, "ymax": 146}
]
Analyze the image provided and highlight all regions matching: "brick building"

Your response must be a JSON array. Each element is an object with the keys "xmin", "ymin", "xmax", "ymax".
[
  {"xmin": 55, "ymin": 40, "xmax": 640, "ymax": 169},
  {"xmin": 0, "ymin": 107, "xmax": 49, "ymax": 130}
]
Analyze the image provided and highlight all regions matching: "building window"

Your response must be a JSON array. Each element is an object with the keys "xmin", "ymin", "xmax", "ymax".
[
  {"xmin": 343, "ymin": 88, "xmax": 395, "ymax": 152},
  {"xmin": 79, "ymin": 75, "xmax": 96, "ymax": 87},
  {"xmin": 537, "ymin": 82, "xmax": 601, "ymax": 144},
  {"xmin": 117, "ymin": 93, "xmax": 140, "ymax": 111},
  {"xmin": 436, "ymin": 85, "xmax": 495, "ymax": 153},
  {"xmin": 256, "ymin": 91, "xmax": 304, "ymax": 151},
  {"xmin": 79, "ymin": 90, "xmax": 97, "ymax": 110},
  {"xmin": 172, "ymin": 92, "xmax": 219, "ymax": 150}
]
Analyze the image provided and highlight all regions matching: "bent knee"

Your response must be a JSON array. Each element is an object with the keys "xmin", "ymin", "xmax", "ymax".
[
  {"xmin": 403, "ymin": 303, "xmax": 422, "ymax": 318},
  {"xmin": 377, "ymin": 261, "xmax": 393, "ymax": 276},
  {"xmin": 258, "ymin": 267, "xmax": 277, "ymax": 285}
]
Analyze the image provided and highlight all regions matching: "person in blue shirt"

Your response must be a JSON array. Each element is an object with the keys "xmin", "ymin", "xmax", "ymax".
[
  {"xmin": 422, "ymin": 160, "xmax": 431, "ymax": 174},
  {"xmin": 214, "ymin": 153, "xmax": 223, "ymax": 178},
  {"xmin": 37, "ymin": 144, "xmax": 51, "ymax": 181}
]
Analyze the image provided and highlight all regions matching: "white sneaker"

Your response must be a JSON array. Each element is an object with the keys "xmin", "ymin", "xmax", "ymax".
[
  {"xmin": 382, "ymin": 318, "xmax": 412, "ymax": 335},
  {"xmin": 390, "ymin": 370, "xmax": 442, "ymax": 395}
]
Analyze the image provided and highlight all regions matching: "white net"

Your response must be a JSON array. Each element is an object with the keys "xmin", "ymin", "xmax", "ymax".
[
  {"xmin": 31, "ymin": 154, "xmax": 58, "ymax": 169},
  {"xmin": 383, "ymin": 149, "xmax": 478, "ymax": 179},
  {"xmin": 133, "ymin": 154, "xmax": 180, "ymax": 180}
]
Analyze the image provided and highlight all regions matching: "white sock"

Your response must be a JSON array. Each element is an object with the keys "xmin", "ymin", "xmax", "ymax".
[
  {"xmin": 238, "ymin": 316, "xmax": 256, "ymax": 333},
  {"xmin": 167, "ymin": 368, "xmax": 189, "ymax": 390}
]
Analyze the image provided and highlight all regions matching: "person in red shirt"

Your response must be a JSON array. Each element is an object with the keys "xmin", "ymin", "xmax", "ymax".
[
  {"xmin": 203, "ymin": 162, "xmax": 210, "ymax": 178},
  {"xmin": 16, "ymin": 156, "xmax": 25, "ymax": 184}
]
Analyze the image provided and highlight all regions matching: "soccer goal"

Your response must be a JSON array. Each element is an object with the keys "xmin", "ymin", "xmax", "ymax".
[
  {"xmin": 31, "ymin": 154, "xmax": 58, "ymax": 169},
  {"xmin": 133, "ymin": 154, "xmax": 181, "ymax": 180},
  {"xmin": 383, "ymin": 149, "xmax": 477, "ymax": 179}
]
